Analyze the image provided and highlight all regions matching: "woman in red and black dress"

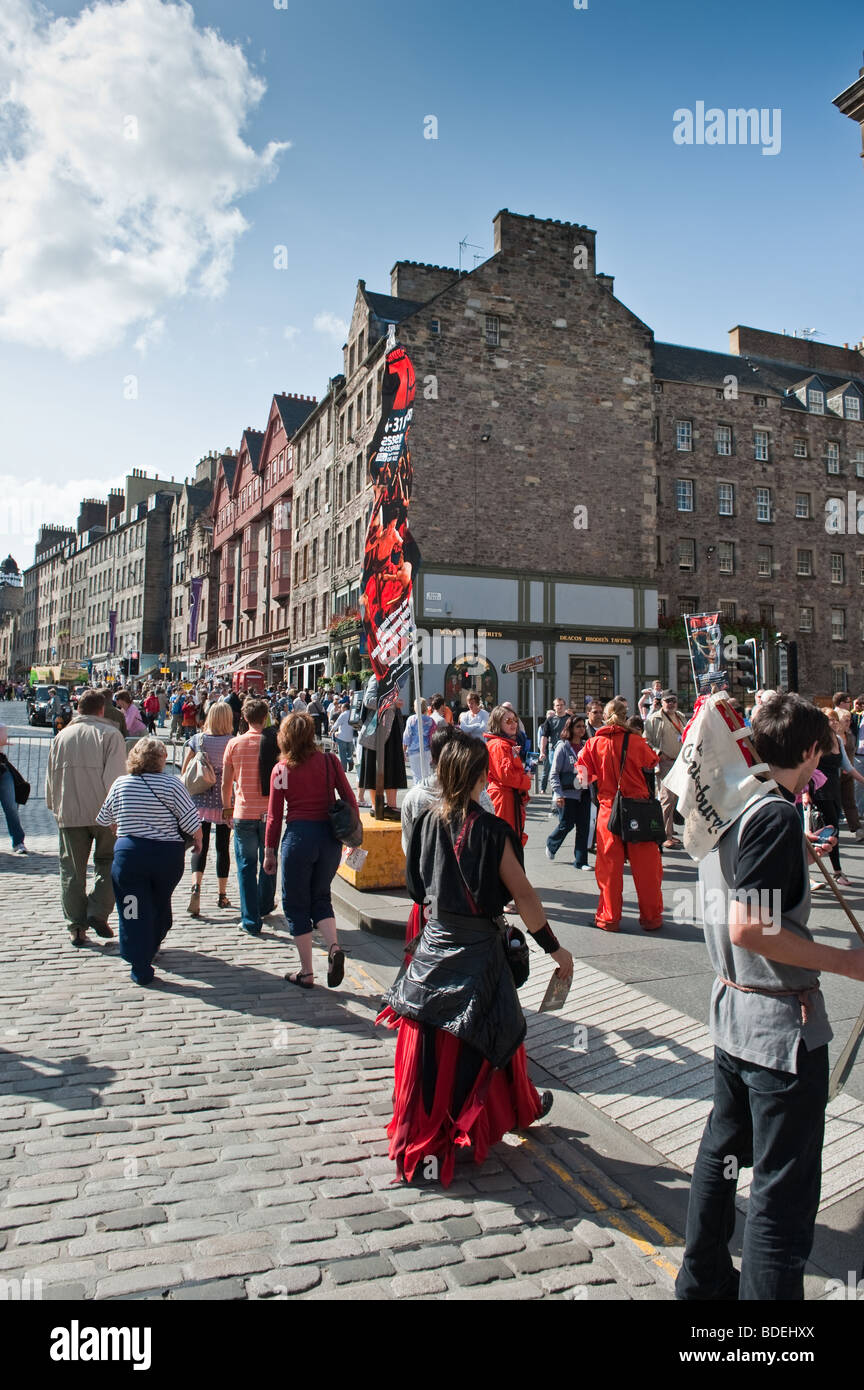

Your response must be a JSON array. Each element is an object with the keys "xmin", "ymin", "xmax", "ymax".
[{"xmin": 378, "ymin": 734, "xmax": 573, "ymax": 1187}]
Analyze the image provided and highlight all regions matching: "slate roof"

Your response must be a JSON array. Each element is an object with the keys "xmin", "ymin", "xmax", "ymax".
[
  {"xmin": 653, "ymin": 341, "xmax": 864, "ymax": 406},
  {"xmin": 274, "ymin": 394, "xmax": 318, "ymax": 437},
  {"xmin": 218, "ymin": 454, "xmax": 237, "ymax": 492},
  {"xmin": 243, "ymin": 429, "xmax": 264, "ymax": 473},
  {"xmin": 363, "ymin": 290, "xmax": 423, "ymax": 324}
]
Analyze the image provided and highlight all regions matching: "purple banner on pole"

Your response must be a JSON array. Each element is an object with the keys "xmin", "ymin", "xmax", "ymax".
[
  {"xmin": 108, "ymin": 609, "xmax": 117, "ymax": 654},
  {"xmin": 188, "ymin": 576, "xmax": 205, "ymax": 646}
]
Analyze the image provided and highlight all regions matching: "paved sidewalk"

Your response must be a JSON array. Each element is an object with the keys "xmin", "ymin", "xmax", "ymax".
[{"xmin": 0, "ymin": 839, "xmax": 678, "ymax": 1301}]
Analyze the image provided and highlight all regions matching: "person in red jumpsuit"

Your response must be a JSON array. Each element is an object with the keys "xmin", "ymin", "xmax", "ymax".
[
  {"xmin": 577, "ymin": 697, "xmax": 663, "ymax": 932},
  {"xmin": 485, "ymin": 706, "xmax": 532, "ymax": 845}
]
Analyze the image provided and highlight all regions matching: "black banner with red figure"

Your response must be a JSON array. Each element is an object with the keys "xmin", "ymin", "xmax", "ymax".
[{"xmin": 360, "ymin": 345, "xmax": 421, "ymax": 714}]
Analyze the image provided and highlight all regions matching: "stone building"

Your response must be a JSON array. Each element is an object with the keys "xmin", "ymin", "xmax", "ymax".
[
  {"xmin": 0, "ymin": 557, "xmax": 24, "ymax": 682},
  {"xmin": 18, "ymin": 473, "xmax": 185, "ymax": 680},
  {"xmin": 168, "ymin": 455, "xmax": 221, "ymax": 678},
  {"xmin": 834, "ymin": 57, "xmax": 864, "ymax": 169},
  {"xmin": 655, "ymin": 326, "xmax": 864, "ymax": 696},
  {"xmin": 205, "ymin": 207, "xmax": 864, "ymax": 707},
  {"xmin": 271, "ymin": 210, "xmax": 660, "ymax": 717},
  {"xmin": 210, "ymin": 394, "xmax": 321, "ymax": 684}
]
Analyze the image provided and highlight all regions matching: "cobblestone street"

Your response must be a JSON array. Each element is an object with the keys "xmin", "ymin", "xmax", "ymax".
[{"xmin": 0, "ymin": 813, "xmax": 679, "ymax": 1302}]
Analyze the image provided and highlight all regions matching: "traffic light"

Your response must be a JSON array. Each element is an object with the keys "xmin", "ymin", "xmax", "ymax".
[
  {"xmin": 786, "ymin": 640, "xmax": 799, "ymax": 693},
  {"xmin": 735, "ymin": 638, "xmax": 759, "ymax": 693},
  {"xmin": 128, "ymin": 652, "xmax": 139, "ymax": 677}
]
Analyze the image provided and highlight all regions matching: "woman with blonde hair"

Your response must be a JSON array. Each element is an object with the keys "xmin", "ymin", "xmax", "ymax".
[
  {"xmin": 181, "ymin": 699, "xmax": 235, "ymax": 916},
  {"xmin": 96, "ymin": 737, "xmax": 201, "ymax": 985},
  {"xmin": 379, "ymin": 731, "xmax": 573, "ymax": 1185},
  {"xmin": 263, "ymin": 711, "xmax": 357, "ymax": 989},
  {"xmin": 576, "ymin": 696, "xmax": 663, "ymax": 932}
]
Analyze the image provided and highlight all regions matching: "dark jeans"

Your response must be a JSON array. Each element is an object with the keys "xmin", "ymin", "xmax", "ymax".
[
  {"xmin": 234, "ymin": 818, "xmax": 277, "ymax": 933},
  {"xmin": 546, "ymin": 796, "xmax": 591, "ymax": 867},
  {"xmin": 676, "ymin": 1041, "xmax": 829, "ymax": 1302},
  {"xmin": 281, "ymin": 819, "xmax": 342, "ymax": 937},
  {"xmin": 0, "ymin": 766, "xmax": 24, "ymax": 847},
  {"xmin": 191, "ymin": 820, "xmax": 230, "ymax": 878},
  {"xmin": 112, "ymin": 836, "xmax": 185, "ymax": 985}
]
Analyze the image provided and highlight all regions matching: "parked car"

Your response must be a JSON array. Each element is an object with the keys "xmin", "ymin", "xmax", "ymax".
[{"xmin": 27, "ymin": 685, "xmax": 71, "ymax": 728}]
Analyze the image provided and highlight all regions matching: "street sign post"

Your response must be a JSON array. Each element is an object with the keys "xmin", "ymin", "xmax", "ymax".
[
  {"xmin": 502, "ymin": 656, "xmax": 543, "ymax": 791},
  {"xmin": 501, "ymin": 655, "xmax": 544, "ymax": 674}
]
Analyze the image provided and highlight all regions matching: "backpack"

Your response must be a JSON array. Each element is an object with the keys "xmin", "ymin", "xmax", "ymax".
[
  {"xmin": 348, "ymin": 689, "xmax": 364, "ymax": 729},
  {"xmin": 182, "ymin": 737, "xmax": 217, "ymax": 796}
]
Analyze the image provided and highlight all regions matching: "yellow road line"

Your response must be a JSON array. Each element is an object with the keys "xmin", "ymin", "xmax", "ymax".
[{"xmin": 520, "ymin": 1135, "xmax": 681, "ymax": 1281}]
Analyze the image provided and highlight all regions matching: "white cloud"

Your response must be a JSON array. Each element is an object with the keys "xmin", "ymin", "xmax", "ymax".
[
  {"xmin": 283, "ymin": 324, "xmax": 299, "ymax": 342},
  {"xmin": 0, "ymin": 472, "xmax": 127, "ymax": 567},
  {"xmin": 134, "ymin": 316, "xmax": 165, "ymax": 355},
  {"xmin": 314, "ymin": 312, "xmax": 348, "ymax": 341},
  {"xmin": 0, "ymin": 0, "xmax": 289, "ymax": 359}
]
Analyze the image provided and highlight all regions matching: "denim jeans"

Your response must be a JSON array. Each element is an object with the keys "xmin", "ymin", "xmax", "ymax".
[
  {"xmin": 335, "ymin": 738, "xmax": 354, "ymax": 772},
  {"xmin": 112, "ymin": 836, "xmax": 185, "ymax": 985},
  {"xmin": 855, "ymin": 756, "xmax": 864, "ymax": 817},
  {"xmin": 676, "ymin": 1041, "xmax": 829, "ymax": 1302},
  {"xmin": 0, "ymin": 766, "xmax": 24, "ymax": 847},
  {"xmin": 546, "ymin": 796, "xmax": 591, "ymax": 867},
  {"xmin": 233, "ymin": 818, "xmax": 277, "ymax": 933},
  {"xmin": 280, "ymin": 820, "xmax": 342, "ymax": 937}
]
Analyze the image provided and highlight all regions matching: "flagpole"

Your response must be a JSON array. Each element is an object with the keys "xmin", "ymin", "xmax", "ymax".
[{"xmin": 410, "ymin": 590, "xmax": 427, "ymax": 784}]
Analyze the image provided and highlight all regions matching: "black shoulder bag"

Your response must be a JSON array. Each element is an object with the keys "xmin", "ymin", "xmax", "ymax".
[
  {"xmin": 606, "ymin": 733, "xmax": 665, "ymax": 844},
  {"xmin": 325, "ymin": 753, "xmax": 363, "ymax": 848},
  {"xmin": 453, "ymin": 812, "xmax": 530, "ymax": 988},
  {"xmin": 0, "ymin": 753, "xmax": 30, "ymax": 806}
]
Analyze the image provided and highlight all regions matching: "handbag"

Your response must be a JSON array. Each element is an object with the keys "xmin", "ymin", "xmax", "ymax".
[
  {"xmin": 1, "ymin": 754, "xmax": 30, "ymax": 806},
  {"xmin": 325, "ymin": 753, "xmax": 363, "ymax": 848},
  {"xmin": 606, "ymin": 733, "xmax": 665, "ymax": 844},
  {"xmin": 803, "ymin": 781, "xmax": 825, "ymax": 835},
  {"xmin": 140, "ymin": 774, "xmax": 197, "ymax": 850},
  {"xmin": 182, "ymin": 737, "xmax": 216, "ymax": 796},
  {"xmin": 453, "ymin": 811, "xmax": 530, "ymax": 988}
]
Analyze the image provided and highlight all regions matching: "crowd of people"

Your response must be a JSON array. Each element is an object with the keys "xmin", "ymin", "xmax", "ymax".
[{"xmin": 3, "ymin": 670, "xmax": 864, "ymax": 1302}]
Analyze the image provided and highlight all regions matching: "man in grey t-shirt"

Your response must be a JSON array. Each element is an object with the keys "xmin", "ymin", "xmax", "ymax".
[{"xmin": 676, "ymin": 694, "xmax": 864, "ymax": 1302}]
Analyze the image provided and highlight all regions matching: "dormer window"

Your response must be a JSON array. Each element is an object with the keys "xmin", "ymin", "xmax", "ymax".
[
  {"xmin": 809, "ymin": 388, "xmax": 825, "ymax": 415},
  {"xmin": 845, "ymin": 395, "xmax": 862, "ymax": 422}
]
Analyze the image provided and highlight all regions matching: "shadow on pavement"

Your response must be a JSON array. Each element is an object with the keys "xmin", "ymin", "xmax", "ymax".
[{"xmin": 0, "ymin": 1048, "xmax": 117, "ymax": 1108}]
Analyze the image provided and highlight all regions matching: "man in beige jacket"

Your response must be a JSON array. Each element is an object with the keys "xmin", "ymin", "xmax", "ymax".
[
  {"xmin": 46, "ymin": 690, "xmax": 128, "ymax": 945},
  {"xmin": 644, "ymin": 689, "xmax": 685, "ymax": 848}
]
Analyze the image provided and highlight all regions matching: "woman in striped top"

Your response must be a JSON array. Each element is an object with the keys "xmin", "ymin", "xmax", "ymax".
[{"xmin": 97, "ymin": 738, "xmax": 201, "ymax": 986}]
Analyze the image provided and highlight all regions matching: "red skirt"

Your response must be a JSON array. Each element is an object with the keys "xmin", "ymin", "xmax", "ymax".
[{"xmin": 376, "ymin": 1004, "xmax": 543, "ymax": 1187}]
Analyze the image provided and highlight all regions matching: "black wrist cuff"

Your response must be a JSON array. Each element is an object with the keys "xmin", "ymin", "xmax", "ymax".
[{"xmin": 532, "ymin": 923, "xmax": 560, "ymax": 954}]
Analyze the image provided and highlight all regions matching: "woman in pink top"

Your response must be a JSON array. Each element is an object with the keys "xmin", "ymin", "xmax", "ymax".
[
  {"xmin": 264, "ymin": 712, "xmax": 357, "ymax": 990},
  {"xmin": 115, "ymin": 690, "xmax": 147, "ymax": 737}
]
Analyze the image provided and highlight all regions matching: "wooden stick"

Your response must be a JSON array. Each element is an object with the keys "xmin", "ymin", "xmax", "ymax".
[
  {"xmin": 807, "ymin": 842, "xmax": 864, "ymax": 945},
  {"xmin": 829, "ymin": 999, "xmax": 864, "ymax": 1100}
]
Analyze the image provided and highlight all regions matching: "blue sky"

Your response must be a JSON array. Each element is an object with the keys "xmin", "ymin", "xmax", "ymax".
[{"xmin": 1, "ymin": 0, "xmax": 862, "ymax": 560}]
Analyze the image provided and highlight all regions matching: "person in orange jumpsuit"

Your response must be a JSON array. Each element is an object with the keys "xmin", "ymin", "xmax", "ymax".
[
  {"xmin": 576, "ymin": 697, "xmax": 663, "ymax": 931},
  {"xmin": 484, "ymin": 706, "xmax": 532, "ymax": 845}
]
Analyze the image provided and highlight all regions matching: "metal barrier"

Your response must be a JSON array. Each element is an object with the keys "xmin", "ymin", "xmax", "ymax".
[{"xmin": 5, "ymin": 737, "xmax": 51, "ymax": 800}]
